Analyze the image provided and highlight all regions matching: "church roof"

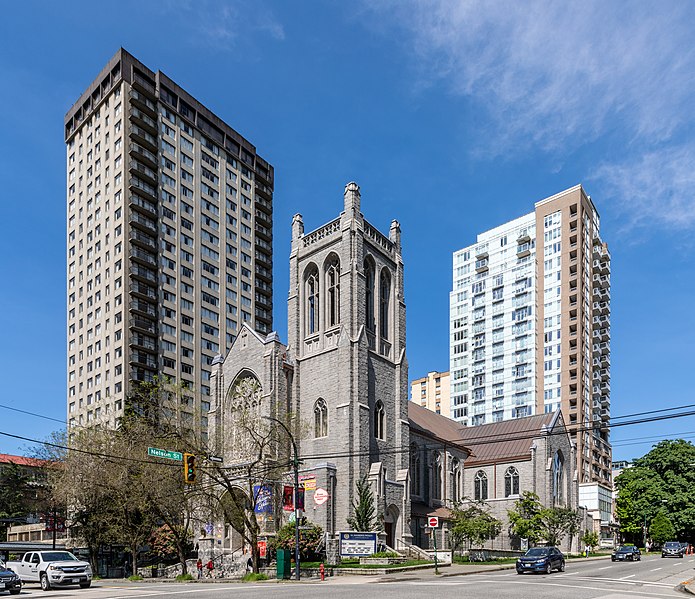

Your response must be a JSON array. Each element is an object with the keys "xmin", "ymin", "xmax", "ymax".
[
  {"xmin": 408, "ymin": 402, "xmax": 472, "ymax": 456},
  {"xmin": 408, "ymin": 402, "xmax": 564, "ymax": 467},
  {"xmin": 457, "ymin": 411, "xmax": 560, "ymax": 467}
]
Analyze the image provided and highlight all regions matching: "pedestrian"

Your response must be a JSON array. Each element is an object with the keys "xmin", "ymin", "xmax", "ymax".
[
  {"xmin": 196, "ymin": 558, "xmax": 203, "ymax": 579},
  {"xmin": 206, "ymin": 559, "xmax": 214, "ymax": 578}
]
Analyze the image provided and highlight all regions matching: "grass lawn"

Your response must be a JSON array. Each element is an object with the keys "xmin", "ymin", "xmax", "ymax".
[{"xmin": 301, "ymin": 559, "xmax": 432, "ymax": 569}]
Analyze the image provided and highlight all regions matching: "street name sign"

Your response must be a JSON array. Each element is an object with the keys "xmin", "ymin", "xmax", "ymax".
[{"xmin": 147, "ymin": 447, "xmax": 183, "ymax": 461}]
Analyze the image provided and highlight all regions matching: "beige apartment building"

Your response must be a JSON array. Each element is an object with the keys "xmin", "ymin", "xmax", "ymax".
[
  {"xmin": 410, "ymin": 371, "xmax": 450, "ymax": 416},
  {"xmin": 450, "ymin": 185, "xmax": 611, "ymax": 485},
  {"xmin": 65, "ymin": 49, "xmax": 273, "ymax": 438}
]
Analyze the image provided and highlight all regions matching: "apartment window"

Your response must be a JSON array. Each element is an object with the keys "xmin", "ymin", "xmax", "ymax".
[{"xmin": 314, "ymin": 398, "xmax": 328, "ymax": 438}]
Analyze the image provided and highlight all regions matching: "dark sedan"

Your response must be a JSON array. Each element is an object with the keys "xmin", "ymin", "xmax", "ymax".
[
  {"xmin": 516, "ymin": 547, "xmax": 565, "ymax": 574},
  {"xmin": 611, "ymin": 545, "xmax": 641, "ymax": 561},
  {"xmin": 662, "ymin": 541, "xmax": 684, "ymax": 558},
  {"xmin": 0, "ymin": 561, "xmax": 21, "ymax": 595}
]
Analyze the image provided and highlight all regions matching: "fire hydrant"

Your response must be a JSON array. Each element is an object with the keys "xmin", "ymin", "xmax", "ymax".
[{"xmin": 319, "ymin": 563, "xmax": 325, "ymax": 581}]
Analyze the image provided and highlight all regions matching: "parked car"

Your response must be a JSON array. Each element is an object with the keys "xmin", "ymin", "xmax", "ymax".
[
  {"xmin": 0, "ymin": 561, "xmax": 22, "ymax": 595},
  {"xmin": 611, "ymin": 546, "xmax": 641, "ymax": 561},
  {"xmin": 516, "ymin": 547, "xmax": 565, "ymax": 574},
  {"xmin": 662, "ymin": 542, "xmax": 684, "ymax": 558},
  {"xmin": 5, "ymin": 551, "xmax": 92, "ymax": 590}
]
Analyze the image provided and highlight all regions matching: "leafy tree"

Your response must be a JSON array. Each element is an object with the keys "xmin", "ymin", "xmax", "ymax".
[
  {"xmin": 539, "ymin": 507, "xmax": 580, "ymax": 548},
  {"xmin": 347, "ymin": 477, "xmax": 377, "ymax": 532},
  {"xmin": 650, "ymin": 512, "xmax": 675, "ymax": 546},
  {"xmin": 616, "ymin": 440, "xmax": 695, "ymax": 543},
  {"xmin": 269, "ymin": 518, "xmax": 324, "ymax": 561},
  {"xmin": 450, "ymin": 499, "xmax": 502, "ymax": 549},
  {"xmin": 0, "ymin": 462, "xmax": 32, "ymax": 541},
  {"xmin": 508, "ymin": 492, "xmax": 545, "ymax": 545},
  {"xmin": 581, "ymin": 530, "xmax": 599, "ymax": 550}
]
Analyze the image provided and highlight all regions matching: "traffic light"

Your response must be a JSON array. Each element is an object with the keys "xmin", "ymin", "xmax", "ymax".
[{"xmin": 183, "ymin": 453, "xmax": 196, "ymax": 484}]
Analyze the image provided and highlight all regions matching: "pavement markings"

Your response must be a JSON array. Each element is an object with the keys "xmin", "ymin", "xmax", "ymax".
[
  {"xmin": 651, "ymin": 567, "xmax": 663, "ymax": 571},
  {"xmin": 619, "ymin": 574, "xmax": 636, "ymax": 579},
  {"xmin": 598, "ymin": 565, "xmax": 612, "ymax": 570}
]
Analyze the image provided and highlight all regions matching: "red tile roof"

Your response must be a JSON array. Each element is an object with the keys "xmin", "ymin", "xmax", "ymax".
[{"xmin": 0, "ymin": 453, "xmax": 47, "ymax": 468}]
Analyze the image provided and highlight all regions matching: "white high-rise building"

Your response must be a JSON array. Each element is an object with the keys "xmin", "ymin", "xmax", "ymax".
[
  {"xmin": 449, "ymin": 185, "xmax": 611, "ymax": 484},
  {"xmin": 65, "ymin": 49, "xmax": 274, "ymax": 438}
]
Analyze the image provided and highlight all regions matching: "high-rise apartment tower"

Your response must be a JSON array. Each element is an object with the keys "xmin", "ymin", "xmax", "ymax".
[
  {"xmin": 65, "ymin": 49, "xmax": 274, "ymax": 438},
  {"xmin": 449, "ymin": 186, "xmax": 611, "ymax": 484}
]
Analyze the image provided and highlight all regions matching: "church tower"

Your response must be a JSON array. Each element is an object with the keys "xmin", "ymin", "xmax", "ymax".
[{"xmin": 288, "ymin": 182, "xmax": 410, "ymax": 546}]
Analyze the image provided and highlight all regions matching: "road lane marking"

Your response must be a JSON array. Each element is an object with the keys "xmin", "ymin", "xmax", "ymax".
[
  {"xmin": 619, "ymin": 574, "xmax": 636, "ymax": 579},
  {"xmin": 598, "ymin": 566, "xmax": 611, "ymax": 570},
  {"xmin": 468, "ymin": 578, "xmax": 679, "ymax": 597},
  {"xmin": 651, "ymin": 567, "xmax": 663, "ymax": 571}
]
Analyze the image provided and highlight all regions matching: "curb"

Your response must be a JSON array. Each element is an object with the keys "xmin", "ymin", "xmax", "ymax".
[{"xmin": 677, "ymin": 578, "xmax": 695, "ymax": 596}]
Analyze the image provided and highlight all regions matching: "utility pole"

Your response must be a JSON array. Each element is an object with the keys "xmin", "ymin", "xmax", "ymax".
[{"xmin": 264, "ymin": 416, "xmax": 301, "ymax": 581}]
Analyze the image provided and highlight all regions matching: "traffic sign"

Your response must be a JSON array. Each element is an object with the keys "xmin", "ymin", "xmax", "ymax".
[
  {"xmin": 148, "ymin": 447, "xmax": 183, "ymax": 461},
  {"xmin": 428, "ymin": 516, "xmax": 439, "ymax": 528}
]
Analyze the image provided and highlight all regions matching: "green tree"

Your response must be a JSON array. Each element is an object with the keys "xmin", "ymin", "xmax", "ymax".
[
  {"xmin": 650, "ymin": 512, "xmax": 675, "ymax": 546},
  {"xmin": 450, "ymin": 499, "xmax": 502, "ymax": 550},
  {"xmin": 616, "ymin": 440, "xmax": 695, "ymax": 543},
  {"xmin": 0, "ymin": 462, "xmax": 31, "ymax": 541},
  {"xmin": 347, "ymin": 477, "xmax": 377, "ymax": 532},
  {"xmin": 269, "ymin": 518, "xmax": 324, "ymax": 561},
  {"xmin": 508, "ymin": 492, "xmax": 545, "ymax": 545},
  {"xmin": 539, "ymin": 507, "xmax": 580, "ymax": 548},
  {"xmin": 581, "ymin": 530, "xmax": 599, "ymax": 550}
]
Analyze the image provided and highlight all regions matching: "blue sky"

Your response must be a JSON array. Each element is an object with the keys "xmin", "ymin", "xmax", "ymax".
[{"xmin": 1, "ymin": 1, "xmax": 694, "ymax": 462}]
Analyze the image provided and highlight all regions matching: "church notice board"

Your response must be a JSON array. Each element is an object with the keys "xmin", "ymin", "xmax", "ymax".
[{"xmin": 338, "ymin": 532, "xmax": 378, "ymax": 557}]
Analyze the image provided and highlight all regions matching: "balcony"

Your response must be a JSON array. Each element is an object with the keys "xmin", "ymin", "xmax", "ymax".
[
  {"xmin": 129, "ymin": 160, "xmax": 157, "ymax": 185},
  {"xmin": 130, "ymin": 142, "xmax": 157, "ymax": 167},
  {"xmin": 129, "ymin": 107, "xmax": 157, "ymax": 132},
  {"xmin": 129, "ymin": 335, "xmax": 156, "ymax": 351},
  {"xmin": 475, "ymin": 258, "xmax": 489, "ymax": 273},
  {"xmin": 593, "ymin": 368, "xmax": 610, "ymax": 381},
  {"xmin": 129, "ymin": 124, "xmax": 157, "ymax": 150},
  {"xmin": 600, "ymin": 409, "xmax": 610, "ymax": 421},
  {"xmin": 130, "ymin": 211, "xmax": 157, "ymax": 233},
  {"xmin": 517, "ymin": 242, "xmax": 531, "ymax": 258},
  {"xmin": 593, "ymin": 288, "xmax": 609, "ymax": 301},
  {"xmin": 475, "ymin": 245, "xmax": 489, "ymax": 259},
  {"xmin": 131, "ymin": 318, "xmax": 156, "ymax": 334},
  {"xmin": 130, "ymin": 300, "xmax": 156, "ymax": 318},
  {"xmin": 593, "ymin": 327, "xmax": 610, "ymax": 342},
  {"xmin": 129, "ymin": 282, "xmax": 156, "ymax": 300},
  {"xmin": 592, "ymin": 301, "xmax": 610, "ymax": 315},
  {"xmin": 517, "ymin": 229, "xmax": 531, "ymax": 243},
  {"xmin": 130, "ymin": 247, "xmax": 156, "ymax": 267},
  {"xmin": 129, "ymin": 264, "xmax": 156, "ymax": 283},
  {"xmin": 130, "ymin": 229, "xmax": 156, "ymax": 251},
  {"xmin": 129, "ymin": 176, "xmax": 157, "ymax": 200},
  {"xmin": 129, "ymin": 89, "xmax": 157, "ymax": 115},
  {"xmin": 593, "ymin": 273, "xmax": 610, "ymax": 288}
]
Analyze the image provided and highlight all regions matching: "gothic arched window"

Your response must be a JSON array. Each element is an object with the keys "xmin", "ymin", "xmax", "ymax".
[
  {"xmin": 451, "ymin": 459, "xmax": 461, "ymax": 502},
  {"xmin": 505, "ymin": 466, "xmax": 520, "ymax": 497},
  {"xmin": 432, "ymin": 452, "xmax": 442, "ymax": 500},
  {"xmin": 410, "ymin": 444, "xmax": 421, "ymax": 496},
  {"xmin": 364, "ymin": 258, "xmax": 375, "ymax": 332},
  {"xmin": 374, "ymin": 400, "xmax": 385, "ymax": 440},
  {"xmin": 553, "ymin": 450, "xmax": 564, "ymax": 504},
  {"xmin": 474, "ymin": 470, "xmax": 488, "ymax": 501},
  {"xmin": 326, "ymin": 258, "xmax": 340, "ymax": 328},
  {"xmin": 314, "ymin": 398, "xmax": 328, "ymax": 438},
  {"xmin": 379, "ymin": 269, "xmax": 391, "ymax": 339},
  {"xmin": 306, "ymin": 266, "xmax": 319, "ymax": 335}
]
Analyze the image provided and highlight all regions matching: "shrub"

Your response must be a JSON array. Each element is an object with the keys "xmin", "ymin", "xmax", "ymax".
[
  {"xmin": 128, "ymin": 574, "xmax": 143, "ymax": 581},
  {"xmin": 242, "ymin": 572, "xmax": 268, "ymax": 582},
  {"xmin": 370, "ymin": 551, "xmax": 400, "ymax": 558},
  {"xmin": 176, "ymin": 573, "xmax": 194, "ymax": 582}
]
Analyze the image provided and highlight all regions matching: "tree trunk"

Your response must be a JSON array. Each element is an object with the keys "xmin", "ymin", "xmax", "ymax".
[{"xmin": 176, "ymin": 538, "xmax": 188, "ymax": 575}]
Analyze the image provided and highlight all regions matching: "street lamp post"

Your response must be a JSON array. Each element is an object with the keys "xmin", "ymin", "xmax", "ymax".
[{"xmin": 264, "ymin": 416, "xmax": 301, "ymax": 581}]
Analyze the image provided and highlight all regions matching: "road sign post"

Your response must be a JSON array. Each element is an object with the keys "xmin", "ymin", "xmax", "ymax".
[{"xmin": 428, "ymin": 517, "xmax": 440, "ymax": 575}]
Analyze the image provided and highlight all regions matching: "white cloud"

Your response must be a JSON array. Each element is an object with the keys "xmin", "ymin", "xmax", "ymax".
[
  {"xmin": 367, "ymin": 0, "xmax": 695, "ymax": 229},
  {"xmin": 591, "ymin": 146, "xmax": 695, "ymax": 233}
]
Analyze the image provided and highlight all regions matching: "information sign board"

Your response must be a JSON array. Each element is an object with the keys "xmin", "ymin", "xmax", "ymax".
[{"xmin": 339, "ymin": 532, "xmax": 378, "ymax": 557}]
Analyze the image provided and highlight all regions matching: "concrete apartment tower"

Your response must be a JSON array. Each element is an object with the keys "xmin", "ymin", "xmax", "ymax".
[
  {"xmin": 410, "ymin": 371, "xmax": 450, "ymax": 416},
  {"xmin": 65, "ymin": 49, "xmax": 274, "ymax": 438},
  {"xmin": 449, "ymin": 186, "xmax": 611, "ymax": 484}
]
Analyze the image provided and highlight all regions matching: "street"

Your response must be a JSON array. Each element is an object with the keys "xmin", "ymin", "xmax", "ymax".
[{"xmin": 10, "ymin": 555, "xmax": 695, "ymax": 599}]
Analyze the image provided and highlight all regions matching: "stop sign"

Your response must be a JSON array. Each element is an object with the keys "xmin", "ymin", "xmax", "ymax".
[{"xmin": 428, "ymin": 516, "xmax": 439, "ymax": 528}]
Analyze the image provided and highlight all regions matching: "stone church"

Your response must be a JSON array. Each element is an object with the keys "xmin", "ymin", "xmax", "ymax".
[{"xmin": 205, "ymin": 182, "xmax": 412, "ymax": 550}]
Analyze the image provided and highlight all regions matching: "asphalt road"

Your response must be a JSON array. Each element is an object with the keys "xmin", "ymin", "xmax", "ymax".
[{"xmin": 10, "ymin": 554, "xmax": 695, "ymax": 599}]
